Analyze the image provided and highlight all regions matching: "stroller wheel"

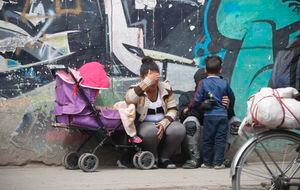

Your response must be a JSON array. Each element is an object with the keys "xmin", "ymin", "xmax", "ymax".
[
  {"xmin": 78, "ymin": 153, "xmax": 87, "ymax": 169},
  {"xmin": 63, "ymin": 151, "xmax": 79, "ymax": 170},
  {"xmin": 132, "ymin": 152, "xmax": 140, "ymax": 169},
  {"xmin": 137, "ymin": 151, "xmax": 155, "ymax": 170},
  {"xmin": 78, "ymin": 153, "xmax": 99, "ymax": 172}
]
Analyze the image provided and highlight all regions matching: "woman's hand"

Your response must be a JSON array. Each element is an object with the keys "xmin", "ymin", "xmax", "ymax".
[
  {"xmin": 147, "ymin": 70, "xmax": 160, "ymax": 85},
  {"xmin": 156, "ymin": 123, "xmax": 164, "ymax": 140}
]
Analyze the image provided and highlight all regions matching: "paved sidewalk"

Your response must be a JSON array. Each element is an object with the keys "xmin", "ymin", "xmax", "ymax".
[{"xmin": 0, "ymin": 165, "xmax": 232, "ymax": 190}]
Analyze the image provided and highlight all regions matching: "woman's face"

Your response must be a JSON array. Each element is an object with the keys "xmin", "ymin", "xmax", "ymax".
[{"xmin": 142, "ymin": 70, "xmax": 160, "ymax": 92}]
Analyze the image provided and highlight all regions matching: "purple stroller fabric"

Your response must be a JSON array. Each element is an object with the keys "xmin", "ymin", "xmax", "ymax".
[
  {"xmin": 53, "ymin": 76, "xmax": 121, "ymax": 130},
  {"xmin": 99, "ymin": 107, "xmax": 122, "ymax": 130},
  {"xmin": 54, "ymin": 76, "xmax": 98, "ymax": 115}
]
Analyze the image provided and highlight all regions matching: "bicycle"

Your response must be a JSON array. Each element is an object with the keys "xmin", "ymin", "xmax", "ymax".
[{"xmin": 230, "ymin": 124, "xmax": 300, "ymax": 190}]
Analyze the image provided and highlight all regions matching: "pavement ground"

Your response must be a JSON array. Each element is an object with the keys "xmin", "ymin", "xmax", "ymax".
[{"xmin": 0, "ymin": 165, "xmax": 232, "ymax": 190}]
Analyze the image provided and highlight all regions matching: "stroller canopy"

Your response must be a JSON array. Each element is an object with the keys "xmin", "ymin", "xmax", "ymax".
[
  {"xmin": 54, "ymin": 61, "xmax": 110, "ymax": 119},
  {"xmin": 79, "ymin": 62, "xmax": 110, "ymax": 89},
  {"xmin": 56, "ymin": 61, "xmax": 110, "ymax": 89}
]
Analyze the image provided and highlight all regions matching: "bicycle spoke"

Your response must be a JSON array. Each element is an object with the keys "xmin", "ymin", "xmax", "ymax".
[
  {"xmin": 259, "ymin": 142, "xmax": 284, "ymax": 175},
  {"xmin": 287, "ymin": 161, "xmax": 300, "ymax": 179},
  {"xmin": 253, "ymin": 147, "xmax": 277, "ymax": 179},
  {"xmin": 237, "ymin": 166, "xmax": 272, "ymax": 180}
]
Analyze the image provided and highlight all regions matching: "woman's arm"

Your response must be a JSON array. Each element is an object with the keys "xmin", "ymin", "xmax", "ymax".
[
  {"xmin": 158, "ymin": 85, "xmax": 178, "ymax": 130},
  {"xmin": 124, "ymin": 77, "xmax": 152, "ymax": 104},
  {"xmin": 125, "ymin": 71, "xmax": 160, "ymax": 104}
]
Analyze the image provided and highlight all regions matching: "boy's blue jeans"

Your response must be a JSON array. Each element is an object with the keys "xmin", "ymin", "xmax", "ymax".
[{"xmin": 202, "ymin": 115, "xmax": 228, "ymax": 166}]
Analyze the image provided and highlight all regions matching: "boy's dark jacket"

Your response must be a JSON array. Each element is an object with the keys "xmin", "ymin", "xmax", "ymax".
[{"xmin": 178, "ymin": 91, "xmax": 203, "ymax": 123}]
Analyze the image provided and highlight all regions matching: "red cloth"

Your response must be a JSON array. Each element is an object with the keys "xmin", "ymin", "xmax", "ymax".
[{"xmin": 78, "ymin": 61, "xmax": 110, "ymax": 89}]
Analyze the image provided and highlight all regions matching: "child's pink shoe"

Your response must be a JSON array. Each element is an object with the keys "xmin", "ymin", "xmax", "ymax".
[{"xmin": 128, "ymin": 136, "xmax": 143, "ymax": 144}]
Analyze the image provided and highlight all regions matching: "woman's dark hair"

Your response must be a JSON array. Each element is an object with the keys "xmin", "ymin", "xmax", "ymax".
[{"xmin": 140, "ymin": 56, "xmax": 160, "ymax": 77}]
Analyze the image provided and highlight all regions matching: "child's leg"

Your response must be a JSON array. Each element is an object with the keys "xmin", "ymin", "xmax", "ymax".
[
  {"xmin": 213, "ymin": 116, "xmax": 229, "ymax": 166},
  {"xmin": 202, "ymin": 116, "xmax": 217, "ymax": 166}
]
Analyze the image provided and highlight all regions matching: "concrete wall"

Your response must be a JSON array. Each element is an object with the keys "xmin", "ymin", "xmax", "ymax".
[{"xmin": 0, "ymin": 0, "xmax": 299, "ymax": 165}]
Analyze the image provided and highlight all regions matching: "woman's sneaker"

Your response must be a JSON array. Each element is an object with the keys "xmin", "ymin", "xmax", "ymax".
[
  {"xmin": 151, "ymin": 163, "xmax": 158, "ymax": 169},
  {"xmin": 214, "ymin": 164, "xmax": 226, "ymax": 169},
  {"xmin": 158, "ymin": 159, "xmax": 176, "ymax": 169}
]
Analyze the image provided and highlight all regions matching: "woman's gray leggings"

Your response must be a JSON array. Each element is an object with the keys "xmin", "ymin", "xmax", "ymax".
[{"xmin": 137, "ymin": 121, "xmax": 186, "ymax": 160}]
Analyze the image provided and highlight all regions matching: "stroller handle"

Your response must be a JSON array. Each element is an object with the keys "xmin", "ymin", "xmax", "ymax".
[{"xmin": 46, "ymin": 65, "xmax": 67, "ymax": 78}]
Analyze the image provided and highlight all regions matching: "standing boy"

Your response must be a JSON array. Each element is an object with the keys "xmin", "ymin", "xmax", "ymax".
[{"xmin": 189, "ymin": 56, "xmax": 235, "ymax": 169}]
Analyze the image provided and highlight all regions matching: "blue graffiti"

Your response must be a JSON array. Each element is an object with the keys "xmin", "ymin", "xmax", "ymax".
[{"xmin": 194, "ymin": 0, "xmax": 225, "ymax": 69}]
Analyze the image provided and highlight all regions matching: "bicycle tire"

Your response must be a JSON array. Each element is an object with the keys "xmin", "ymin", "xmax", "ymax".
[{"xmin": 232, "ymin": 130, "xmax": 300, "ymax": 190}]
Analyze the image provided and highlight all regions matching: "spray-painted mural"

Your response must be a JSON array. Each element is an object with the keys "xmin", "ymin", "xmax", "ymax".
[
  {"xmin": 108, "ymin": 0, "xmax": 300, "ymax": 118},
  {"xmin": 0, "ymin": 0, "xmax": 110, "ymax": 98},
  {"xmin": 0, "ymin": 0, "xmax": 299, "ymax": 165},
  {"xmin": 0, "ymin": 0, "xmax": 110, "ymax": 165},
  {"xmin": 202, "ymin": 0, "xmax": 300, "ymax": 117}
]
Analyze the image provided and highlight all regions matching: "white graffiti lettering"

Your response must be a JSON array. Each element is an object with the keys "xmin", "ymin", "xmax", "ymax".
[{"xmin": 135, "ymin": 0, "xmax": 157, "ymax": 10}]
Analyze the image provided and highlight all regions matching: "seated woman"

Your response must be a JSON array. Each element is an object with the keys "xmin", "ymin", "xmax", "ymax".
[{"xmin": 125, "ymin": 56, "xmax": 186, "ymax": 169}]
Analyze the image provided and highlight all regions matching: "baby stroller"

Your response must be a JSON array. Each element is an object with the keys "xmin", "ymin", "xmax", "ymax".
[{"xmin": 50, "ymin": 62, "xmax": 155, "ymax": 172}]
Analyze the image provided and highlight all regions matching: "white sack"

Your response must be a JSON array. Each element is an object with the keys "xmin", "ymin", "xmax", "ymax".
[{"xmin": 243, "ymin": 87, "xmax": 300, "ymax": 130}]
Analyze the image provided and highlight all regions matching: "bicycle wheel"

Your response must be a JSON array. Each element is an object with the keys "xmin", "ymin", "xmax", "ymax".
[{"xmin": 232, "ymin": 130, "xmax": 300, "ymax": 190}]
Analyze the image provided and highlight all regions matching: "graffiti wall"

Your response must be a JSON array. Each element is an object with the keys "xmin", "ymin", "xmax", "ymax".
[
  {"xmin": 0, "ymin": 0, "xmax": 110, "ymax": 165},
  {"xmin": 107, "ymin": 0, "xmax": 300, "ymax": 117},
  {"xmin": 0, "ymin": 0, "xmax": 299, "ymax": 165}
]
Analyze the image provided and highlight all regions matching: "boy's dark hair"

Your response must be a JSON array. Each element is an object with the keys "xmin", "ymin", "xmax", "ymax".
[
  {"xmin": 205, "ymin": 55, "xmax": 223, "ymax": 74},
  {"xmin": 140, "ymin": 56, "xmax": 160, "ymax": 77},
  {"xmin": 194, "ymin": 69, "xmax": 207, "ymax": 86}
]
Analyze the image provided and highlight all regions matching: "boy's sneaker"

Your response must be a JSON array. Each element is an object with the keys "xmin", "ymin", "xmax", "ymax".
[
  {"xmin": 182, "ymin": 160, "xmax": 199, "ymax": 169},
  {"xmin": 201, "ymin": 163, "xmax": 213, "ymax": 168},
  {"xmin": 214, "ymin": 164, "xmax": 226, "ymax": 169}
]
